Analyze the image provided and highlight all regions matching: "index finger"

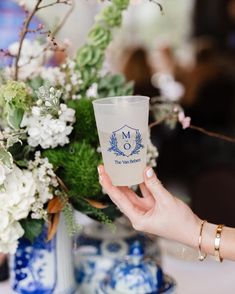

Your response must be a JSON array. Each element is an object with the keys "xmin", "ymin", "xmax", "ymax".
[{"xmin": 98, "ymin": 165, "xmax": 140, "ymax": 223}]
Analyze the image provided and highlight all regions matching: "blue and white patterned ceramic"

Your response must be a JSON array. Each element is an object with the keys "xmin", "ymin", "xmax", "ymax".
[
  {"xmin": 74, "ymin": 219, "xmax": 161, "ymax": 293},
  {"xmin": 11, "ymin": 226, "xmax": 57, "ymax": 294},
  {"xmin": 11, "ymin": 215, "xmax": 76, "ymax": 294},
  {"xmin": 98, "ymin": 241, "xmax": 177, "ymax": 294}
]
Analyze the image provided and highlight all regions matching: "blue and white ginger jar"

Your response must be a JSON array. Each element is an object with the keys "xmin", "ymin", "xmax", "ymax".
[
  {"xmin": 99, "ymin": 241, "xmax": 177, "ymax": 294},
  {"xmin": 74, "ymin": 219, "xmax": 161, "ymax": 293}
]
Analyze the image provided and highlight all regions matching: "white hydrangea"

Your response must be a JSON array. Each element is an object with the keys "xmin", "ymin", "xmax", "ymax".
[
  {"xmin": 21, "ymin": 103, "xmax": 75, "ymax": 149},
  {"xmin": 0, "ymin": 163, "xmax": 11, "ymax": 186},
  {"xmin": 0, "ymin": 165, "xmax": 36, "ymax": 254},
  {"xmin": 0, "ymin": 220, "xmax": 24, "ymax": 254},
  {"xmin": 0, "ymin": 165, "xmax": 36, "ymax": 219}
]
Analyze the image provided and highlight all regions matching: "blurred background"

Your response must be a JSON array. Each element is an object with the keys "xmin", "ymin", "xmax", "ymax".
[{"xmin": 1, "ymin": 0, "xmax": 235, "ymax": 231}]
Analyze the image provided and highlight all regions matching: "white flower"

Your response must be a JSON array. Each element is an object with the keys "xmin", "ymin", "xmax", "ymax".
[
  {"xmin": 4, "ymin": 40, "xmax": 52, "ymax": 81},
  {"xmin": 0, "ymin": 220, "xmax": 24, "ymax": 254},
  {"xmin": 21, "ymin": 104, "xmax": 75, "ymax": 149},
  {"xmin": 0, "ymin": 165, "xmax": 6, "ymax": 186},
  {"xmin": 0, "ymin": 165, "xmax": 36, "ymax": 220},
  {"xmin": 28, "ymin": 151, "xmax": 58, "ymax": 205},
  {"xmin": 86, "ymin": 83, "xmax": 98, "ymax": 98},
  {"xmin": 152, "ymin": 73, "xmax": 185, "ymax": 102},
  {"xmin": 0, "ymin": 165, "xmax": 37, "ymax": 254},
  {"xmin": 40, "ymin": 67, "xmax": 66, "ymax": 86},
  {"xmin": 59, "ymin": 104, "xmax": 76, "ymax": 122},
  {"xmin": 0, "ymin": 162, "xmax": 12, "ymax": 187}
]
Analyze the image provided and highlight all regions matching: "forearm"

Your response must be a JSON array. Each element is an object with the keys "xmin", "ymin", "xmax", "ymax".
[{"xmin": 201, "ymin": 222, "xmax": 235, "ymax": 261}]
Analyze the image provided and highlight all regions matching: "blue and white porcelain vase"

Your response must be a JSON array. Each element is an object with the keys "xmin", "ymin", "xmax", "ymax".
[{"xmin": 11, "ymin": 215, "xmax": 76, "ymax": 294}]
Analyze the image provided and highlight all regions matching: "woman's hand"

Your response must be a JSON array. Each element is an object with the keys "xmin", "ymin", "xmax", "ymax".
[{"xmin": 98, "ymin": 165, "xmax": 201, "ymax": 249}]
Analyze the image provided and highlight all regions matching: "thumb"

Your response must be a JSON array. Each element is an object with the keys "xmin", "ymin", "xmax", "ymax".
[{"xmin": 144, "ymin": 167, "xmax": 171, "ymax": 200}]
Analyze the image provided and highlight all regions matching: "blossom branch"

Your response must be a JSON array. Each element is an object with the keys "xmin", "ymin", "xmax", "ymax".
[
  {"xmin": 38, "ymin": 0, "xmax": 72, "ymax": 10},
  {"xmin": 14, "ymin": 0, "xmax": 43, "ymax": 81},
  {"xmin": 189, "ymin": 125, "xmax": 235, "ymax": 143},
  {"xmin": 52, "ymin": 0, "xmax": 75, "ymax": 37},
  {"xmin": 149, "ymin": 0, "xmax": 164, "ymax": 15},
  {"xmin": 149, "ymin": 115, "xmax": 235, "ymax": 144}
]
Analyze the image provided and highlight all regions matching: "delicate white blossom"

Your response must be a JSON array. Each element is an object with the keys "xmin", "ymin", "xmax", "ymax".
[
  {"xmin": 40, "ymin": 66, "xmax": 65, "ymax": 86},
  {"xmin": 4, "ymin": 40, "xmax": 52, "ymax": 81},
  {"xmin": 86, "ymin": 83, "xmax": 98, "ymax": 98},
  {"xmin": 21, "ymin": 104, "xmax": 75, "ymax": 149},
  {"xmin": 28, "ymin": 151, "xmax": 58, "ymax": 203}
]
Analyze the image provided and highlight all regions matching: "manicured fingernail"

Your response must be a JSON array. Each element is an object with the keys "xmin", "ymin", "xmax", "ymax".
[
  {"xmin": 146, "ymin": 168, "xmax": 154, "ymax": 178},
  {"xmin": 97, "ymin": 166, "xmax": 102, "ymax": 175}
]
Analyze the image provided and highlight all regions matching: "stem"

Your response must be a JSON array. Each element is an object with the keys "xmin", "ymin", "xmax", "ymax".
[
  {"xmin": 52, "ymin": 0, "xmax": 75, "ymax": 37},
  {"xmin": 38, "ymin": 0, "xmax": 71, "ymax": 10},
  {"xmin": 189, "ymin": 125, "xmax": 235, "ymax": 143},
  {"xmin": 14, "ymin": 0, "xmax": 43, "ymax": 81},
  {"xmin": 149, "ymin": 117, "xmax": 235, "ymax": 144},
  {"xmin": 149, "ymin": 114, "xmax": 173, "ymax": 128}
]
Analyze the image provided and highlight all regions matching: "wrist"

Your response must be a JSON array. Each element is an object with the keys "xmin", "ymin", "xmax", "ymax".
[{"xmin": 186, "ymin": 214, "xmax": 202, "ymax": 249}]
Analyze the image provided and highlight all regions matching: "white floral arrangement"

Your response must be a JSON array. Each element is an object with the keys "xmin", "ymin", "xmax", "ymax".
[{"xmin": 0, "ymin": 0, "xmax": 158, "ymax": 254}]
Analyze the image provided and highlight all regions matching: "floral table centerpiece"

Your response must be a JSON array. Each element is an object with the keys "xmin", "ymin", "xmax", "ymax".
[{"xmin": 0, "ymin": 0, "xmax": 158, "ymax": 292}]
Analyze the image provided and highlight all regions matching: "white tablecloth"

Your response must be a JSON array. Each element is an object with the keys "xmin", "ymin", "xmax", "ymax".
[{"xmin": 162, "ymin": 254, "xmax": 235, "ymax": 294}]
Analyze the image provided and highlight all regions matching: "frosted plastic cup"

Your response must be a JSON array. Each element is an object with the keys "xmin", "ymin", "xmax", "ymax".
[{"xmin": 93, "ymin": 96, "xmax": 149, "ymax": 186}]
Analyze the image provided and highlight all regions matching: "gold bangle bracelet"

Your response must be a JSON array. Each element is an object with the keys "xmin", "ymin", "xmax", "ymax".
[
  {"xmin": 198, "ymin": 220, "xmax": 207, "ymax": 261},
  {"xmin": 214, "ymin": 224, "xmax": 224, "ymax": 262}
]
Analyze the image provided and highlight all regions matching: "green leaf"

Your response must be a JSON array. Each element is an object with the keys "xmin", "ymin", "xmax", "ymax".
[
  {"xmin": 0, "ymin": 146, "xmax": 13, "ymax": 169},
  {"xmin": 20, "ymin": 219, "xmax": 44, "ymax": 243},
  {"xmin": 7, "ymin": 106, "xmax": 24, "ymax": 130},
  {"xmin": 15, "ymin": 159, "xmax": 28, "ymax": 168}
]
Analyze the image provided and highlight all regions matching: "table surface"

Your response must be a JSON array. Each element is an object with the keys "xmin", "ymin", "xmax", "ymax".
[{"xmin": 1, "ymin": 244, "xmax": 235, "ymax": 294}]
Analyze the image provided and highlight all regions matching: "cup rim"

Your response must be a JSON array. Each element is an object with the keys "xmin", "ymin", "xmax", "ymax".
[{"xmin": 92, "ymin": 95, "xmax": 150, "ymax": 106}]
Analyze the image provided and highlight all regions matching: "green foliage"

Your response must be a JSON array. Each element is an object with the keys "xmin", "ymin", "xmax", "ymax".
[
  {"xmin": 112, "ymin": 0, "xmax": 130, "ymax": 9},
  {"xmin": 76, "ymin": 45, "xmax": 104, "ymax": 68},
  {"xmin": 0, "ymin": 81, "xmax": 32, "ymax": 129},
  {"xmin": 43, "ymin": 141, "xmax": 102, "ymax": 199},
  {"xmin": 100, "ymin": 6, "xmax": 123, "ymax": 27},
  {"xmin": 88, "ymin": 24, "xmax": 112, "ymax": 49},
  {"xmin": 72, "ymin": 199, "xmax": 116, "ymax": 231},
  {"xmin": 67, "ymin": 98, "xmax": 98, "ymax": 144},
  {"xmin": 7, "ymin": 106, "xmax": 24, "ymax": 129},
  {"xmin": 0, "ymin": 81, "xmax": 31, "ymax": 110},
  {"xmin": 0, "ymin": 145, "xmax": 13, "ymax": 169},
  {"xmin": 74, "ymin": 0, "xmax": 130, "ymax": 94},
  {"xmin": 98, "ymin": 74, "xmax": 134, "ymax": 98},
  {"xmin": 62, "ymin": 202, "xmax": 81, "ymax": 236},
  {"xmin": 20, "ymin": 219, "xmax": 44, "ymax": 243}
]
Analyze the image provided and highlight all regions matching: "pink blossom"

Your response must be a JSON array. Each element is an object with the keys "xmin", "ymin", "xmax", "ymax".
[{"xmin": 178, "ymin": 111, "xmax": 191, "ymax": 129}]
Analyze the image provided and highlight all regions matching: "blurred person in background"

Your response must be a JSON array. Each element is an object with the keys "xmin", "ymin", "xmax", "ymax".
[
  {"xmin": 155, "ymin": 0, "xmax": 235, "ymax": 227},
  {"xmin": 123, "ymin": 47, "xmax": 160, "ymax": 98}
]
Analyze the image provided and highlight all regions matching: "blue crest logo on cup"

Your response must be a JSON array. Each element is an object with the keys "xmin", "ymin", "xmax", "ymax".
[{"xmin": 108, "ymin": 125, "xmax": 144, "ymax": 157}]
